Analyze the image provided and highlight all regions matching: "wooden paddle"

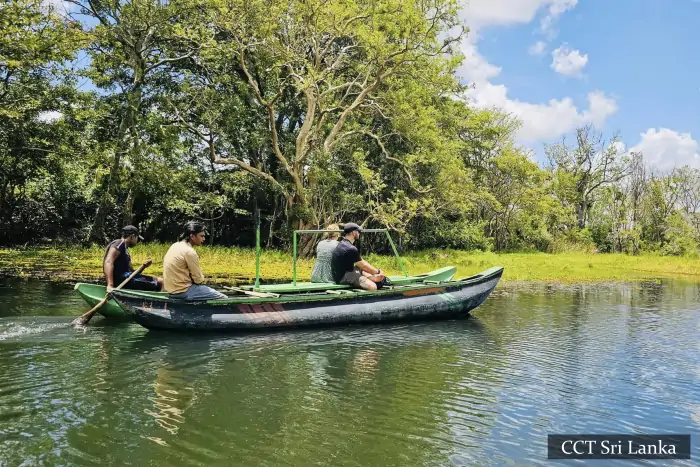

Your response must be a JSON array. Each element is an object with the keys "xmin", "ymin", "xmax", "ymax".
[{"xmin": 72, "ymin": 262, "xmax": 149, "ymax": 326}]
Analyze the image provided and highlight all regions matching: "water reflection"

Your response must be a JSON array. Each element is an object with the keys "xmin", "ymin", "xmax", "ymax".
[{"xmin": 0, "ymin": 278, "xmax": 699, "ymax": 466}]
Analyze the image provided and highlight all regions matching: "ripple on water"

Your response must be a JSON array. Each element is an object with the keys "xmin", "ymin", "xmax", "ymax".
[{"xmin": 1, "ymin": 280, "xmax": 700, "ymax": 466}]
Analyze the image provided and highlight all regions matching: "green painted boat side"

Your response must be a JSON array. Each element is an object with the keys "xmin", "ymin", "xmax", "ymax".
[
  {"xmin": 73, "ymin": 283, "xmax": 169, "ymax": 319},
  {"xmin": 73, "ymin": 283, "xmax": 125, "ymax": 318},
  {"xmin": 239, "ymin": 266, "xmax": 457, "ymax": 293},
  {"xmin": 112, "ymin": 267, "xmax": 501, "ymax": 306},
  {"xmin": 73, "ymin": 266, "xmax": 459, "ymax": 318}
]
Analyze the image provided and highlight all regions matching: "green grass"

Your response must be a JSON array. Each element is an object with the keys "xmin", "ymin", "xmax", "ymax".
[{"xmin": 1, "ymin": 244, "xmax": 699, "ymax": 284}]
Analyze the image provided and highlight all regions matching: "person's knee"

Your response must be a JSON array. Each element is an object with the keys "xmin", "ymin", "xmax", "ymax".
[
  {"xmin": 359, "ymin": 278, "xmax": 376, "ymax": 290},
  {"xmin": 215, "ymin": 291, "xmax": 228, "ymax": 299},
  {"xmin": 207, "ymin": 286, "xmax": 228, "ymax": 299}
]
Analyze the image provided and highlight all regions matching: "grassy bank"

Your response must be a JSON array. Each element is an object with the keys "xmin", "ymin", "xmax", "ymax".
[{"xmin": 2, "ymin": 244, "xmax": 700, "ymax": 285}]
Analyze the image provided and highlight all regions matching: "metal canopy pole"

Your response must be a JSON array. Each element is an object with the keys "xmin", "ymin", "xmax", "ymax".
[
  {"xmin": 292, "ymin": 231, "xmax": 297, "ymax": 286},
  {"xmin": 385, "ymin": 230, "xmax": 408, "ymax": 277},
  {"xmin": 254, "ymin": 209, "xmax": 261, "ymax": 290},
  {"xmin": 292, "ymin": 228, "xmax": 409, "ymax": 281}
]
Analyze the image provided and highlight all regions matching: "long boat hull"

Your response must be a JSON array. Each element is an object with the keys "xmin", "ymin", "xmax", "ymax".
[
  {"xmin": 112, "ymin": 267, "xmax": 503, "ymax": 332},
  {"xmin": 73, "ymin": 266, "xmax": 458, "ymax": 319}
]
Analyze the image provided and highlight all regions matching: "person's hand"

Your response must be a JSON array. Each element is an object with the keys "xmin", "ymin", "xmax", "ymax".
[
  {"xmin": 144, "ymin": 258, "xmax": 153, "ymax": 268},
  {"xmin": 106, "ymin": 285, "xmax": 114, "ymax": 293}
]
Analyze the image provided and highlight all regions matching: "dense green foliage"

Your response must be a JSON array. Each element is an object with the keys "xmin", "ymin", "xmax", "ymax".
[{"xmin": 2, "ymin": 0, "xmax": 699, "ymax": 257}]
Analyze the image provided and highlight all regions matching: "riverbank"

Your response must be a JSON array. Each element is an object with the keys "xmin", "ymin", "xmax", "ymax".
[{"xmin": 2, "ymin": 244, "xmax": 699, "ymax": 285}]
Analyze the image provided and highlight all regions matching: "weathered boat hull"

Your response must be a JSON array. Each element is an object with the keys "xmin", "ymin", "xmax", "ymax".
[
  {"xmin": 112, "ymin": 267, "xmax": 503, "ymax": 332},
  {"xmin": 73, "ymin": 266, "xmax": 459, "ymax": 320}
]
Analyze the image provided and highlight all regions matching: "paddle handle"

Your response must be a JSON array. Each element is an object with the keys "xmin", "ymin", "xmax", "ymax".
[{"xmin": 75, "ymin": 262, "xmax": 149, "ymax": 323}]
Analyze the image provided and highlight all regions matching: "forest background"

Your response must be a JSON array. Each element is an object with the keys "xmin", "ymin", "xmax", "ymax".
[{"xmin": 3, "ymin": 0, "xmax": 700, "ymax": 282}]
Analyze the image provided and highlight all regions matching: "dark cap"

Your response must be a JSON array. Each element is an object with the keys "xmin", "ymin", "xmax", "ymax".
[
  {"xmin": 343, "ymin": 222, "xmax": 363, "ymax": 234},
  {"xmin": 122, "ymin": 225, "xmax": 144, "ymax": 241}
]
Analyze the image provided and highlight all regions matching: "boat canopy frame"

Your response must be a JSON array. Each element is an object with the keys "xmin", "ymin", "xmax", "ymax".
[
  {"xmin": 290, "ymin": 229, "xmax": 409, "ymax": 286},
  {"xmin": 250, "ymin": 210, "xmax": 408, "ymax": 290}
]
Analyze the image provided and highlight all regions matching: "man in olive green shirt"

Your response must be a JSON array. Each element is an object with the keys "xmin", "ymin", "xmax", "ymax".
[{"xmin": 163, "ymin": 221, "xmax": 227, "ymax": 300}]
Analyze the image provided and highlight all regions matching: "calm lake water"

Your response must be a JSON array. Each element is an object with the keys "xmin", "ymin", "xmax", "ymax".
[{"xmin": 1, "ymin": 277, "xmax": 699, "ymax": 466}]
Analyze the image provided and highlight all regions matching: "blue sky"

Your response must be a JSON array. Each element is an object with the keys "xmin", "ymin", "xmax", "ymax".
[{"xmin": 458, "ymin": 0, "xmax": 700, "ymax": 171}]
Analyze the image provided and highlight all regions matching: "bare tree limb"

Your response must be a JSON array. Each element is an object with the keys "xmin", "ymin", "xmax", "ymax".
[{"xmin": 144, "ymin": 52, "xmax": 193, "ymax": 74}]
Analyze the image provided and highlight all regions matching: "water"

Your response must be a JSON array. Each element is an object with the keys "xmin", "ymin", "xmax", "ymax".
[{"xmin": 1, "ymin": 277, "xmax": 699, "ymax": 466}]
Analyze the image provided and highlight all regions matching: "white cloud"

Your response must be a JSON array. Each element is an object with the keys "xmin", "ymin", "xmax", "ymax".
[
  {"xmin": 461, "ymin": 0, "xmax": 577, "ymax": 30},
  {"xmin": 630, "ymin": 128, "xmax": 700, "ymax": 172},
  {"xmin": 540, "ymin": 0, "xmax": 577, "ymax": 38},
  {"xmin": 37, "ymin": 111, "xmax": 63, "ymax": 123},
  {"xmin": 528, "ymin": 41, "xmax": 547, "ymax": 56},
  {"xmin": 456, "ymin": 37, "xmax": 501, "ymax": 83},
  {"xmin": 468, "ymin": 85, "xmax": 617, "ymax": 143},
  {"xmin": 584, "ymin": 91, "xmax": 617, "ymax": 127},
  {"xmin": 551, "ymin": 45, "xmax": 588, "ymax": 77},
  {"xmin": 457, "ymin": 0, "xmax": 615, "ymax": 144},
  {"xmin": 611, "ymin": 140, "xmax": 627, "ymax": 154}
]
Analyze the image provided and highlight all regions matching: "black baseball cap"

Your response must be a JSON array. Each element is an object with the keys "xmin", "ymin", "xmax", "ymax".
[
  {"xmin": 343, "ymin": 222, "xmax": 363, "ymax": 234},
  {"xmin": 122, "ymin": 225, "xmax": 144, "ymax": 240}
]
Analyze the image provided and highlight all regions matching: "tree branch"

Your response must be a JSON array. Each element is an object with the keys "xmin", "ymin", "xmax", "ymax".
[
  {"xmin": 295, "ymin": 85, "xmax": 316, "ymax": 170},
  {"xmin": 323, "ymin": 72, "xmax": 383, "ymax": 152},
  {"xmin": 238, "ymin": 46, "xmax": 301, "ymax": 193},
  {"xmin": 144, "ymin": 52, "xmax": 193, "ymax": 74}
]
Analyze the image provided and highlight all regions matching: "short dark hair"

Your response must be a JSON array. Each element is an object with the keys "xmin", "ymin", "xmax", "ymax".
[
  {"xmin": 179, "ymin": 221, "xmax": 206, "ymax": 242},
  {"xmin": 122, "ymin": 225, "xmax": 144, "ymax": 240}
]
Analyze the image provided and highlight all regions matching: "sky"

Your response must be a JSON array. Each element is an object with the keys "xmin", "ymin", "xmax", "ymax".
[{"xmin": 457, "ymin": 0, "xmax": 700, "ymax": 171}]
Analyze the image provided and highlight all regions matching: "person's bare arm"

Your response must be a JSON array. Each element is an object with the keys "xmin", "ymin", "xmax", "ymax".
[
  {"xmin": 104, "ymin": 248, "xmax": 120, "ymax": 288},
  {"xmin": 355, "ymin": 259, "xmax": 382, "ymax": 276}
]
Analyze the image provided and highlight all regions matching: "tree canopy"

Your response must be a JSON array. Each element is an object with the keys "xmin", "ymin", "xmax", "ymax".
[{"xmin": 2, "ymin": 0, "xmax": 699, "ymax": 257}]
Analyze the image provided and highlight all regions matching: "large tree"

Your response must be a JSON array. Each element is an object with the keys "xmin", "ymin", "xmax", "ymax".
[
  {"xmin": 67, "ymin": 0, "xmax": 205, "ymax": 242},
  {"xmin": 176, "ymin": 0, "xmax": 465, "ymax": 244}
]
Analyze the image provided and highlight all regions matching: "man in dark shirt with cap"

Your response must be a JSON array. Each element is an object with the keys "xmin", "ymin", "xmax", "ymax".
[
  {"xmin": 103, "ymin": 225, "xmax": 163, "ymax": 292},
  {"xmin": 331, "ymin": 223, "xmax": 385, "ymax": 291}
]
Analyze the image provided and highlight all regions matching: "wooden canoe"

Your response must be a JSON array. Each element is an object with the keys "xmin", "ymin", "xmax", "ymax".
[
  {"xmin": 111, "ymin": 266, "xmax": 503, "ymax": 332},
  {"xmin": 73, "ymin": 266, "xmax": 458, "ymax": 319}
]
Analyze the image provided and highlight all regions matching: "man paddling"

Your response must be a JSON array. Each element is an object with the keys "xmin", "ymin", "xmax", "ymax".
[
  {"xmin": 331, "ymin": 223, "xmax": 385, "ymax": 291},
  {"xmin": 162, "ymin": 221, "xmax": 228, "ymax": 300},
  {"xmin": 103, "ymin": 225, "xmax": 163, "ymax": 292}
]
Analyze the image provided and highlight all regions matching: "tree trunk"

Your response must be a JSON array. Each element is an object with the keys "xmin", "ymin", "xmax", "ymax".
[
  {"xmin": 288, "ymin": 189, "xmax": 320, "ymax": 259},
  {"xmin": 88, "ymin": 84, "xmax": 142, "ymax": 244},
  {"xmin": 122, "ymin": 188, "xmax": 135, "ymax": 226},
  {"xmin": 576, "ymin": 200, "xmax": 587, "ymax": 229},
  {"xmin": 89, "ymin": 148, "xmax": 123, "ymax": 244},
  {"xmin": 297, "ymin": 219, "xmax": 319, "ymax": 259}
]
